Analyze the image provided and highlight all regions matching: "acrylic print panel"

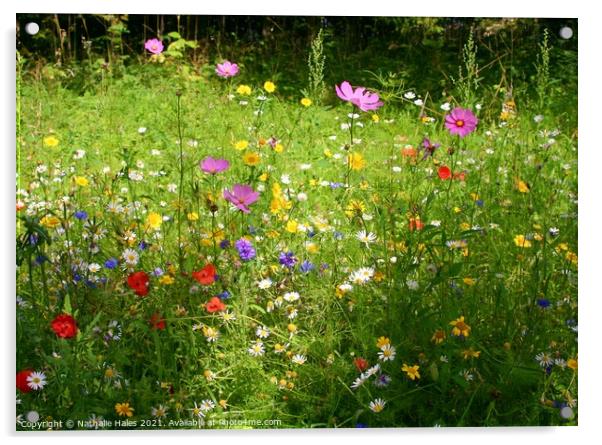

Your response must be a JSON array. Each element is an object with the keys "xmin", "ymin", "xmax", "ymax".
[{"xmin": 15, "ymin": 14, "xmax": 578, "ymax": 430}]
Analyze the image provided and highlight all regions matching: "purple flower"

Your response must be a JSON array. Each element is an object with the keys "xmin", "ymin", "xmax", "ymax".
[
  {"xmin": 421, "ymin": 137, "xmax": 440, "ymax": 160},
  {"xmin": 219, "ymin": 239, "xmax": 231, "ymax": 249},
  {"xmin": 279, "ymin": 251, "xmax": 297, "ymax": 269},
  {"xmin": 144, "ymin": 38, "xmax": 164, "ymax": 55},
  {"xmin": 444, "ymin": 108, "xmax": 478, "ymax": 137},
  {"xmin": 335, "ymin": 80, "xmax": 383, "ymax": 112},
  {"xmin": 215, "ymin": 60, "xmax": 239, "ymax": 78},
  {"xmin": 200, "ymin": 157, "xmax": 230, "ymax": 174},
  {"xmin": 235, "ymin": 238, "xmax": 256, "ymax": 261},
  {"xmin": 74, "ymin": 210, "xmax": 88, "ymax": 220},
  {"xmin": 223, "ymin": 184, "xmax": 260, "ymax": 213}
]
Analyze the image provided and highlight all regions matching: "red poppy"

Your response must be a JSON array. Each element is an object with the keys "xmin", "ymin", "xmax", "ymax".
[
  {"xmin": 51, "ymin": 313, "xmax": 78, "ymax": 338},
  {"xmin": 127, "ymin": 271, "xmax": 150, "ymax": 297},
  {"xmin": 205, "ymin": 296, "xmax": 226, "ymax": 313},
  {"xmin": 438, "ymin": 166, "xmax": 452, "ymax": 180},
  {"xmin": 354, "ymin": 357, "xmax": 369, "ymax": 372},
  {"xmin": 192, "ymin": 264, "xmax": 217, "ymax": 286},
  {"xmin": 16, "ymin": 369, "xmax": 34, "ymax": 393},
  {"xmin": 409, "ymin": 217, "xmax": 424, "ymax": 231},
  {"xmin": 149, "ymin": 312, "xmax": 166, "ymax": 330}
]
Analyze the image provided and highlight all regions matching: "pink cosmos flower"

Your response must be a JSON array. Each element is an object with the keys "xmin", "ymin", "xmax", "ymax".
[
  {"xmin": 335, "ymin": 81, "xmax": 383, "ymax": 112},
  {"xmin": 200, "ymin": 157, "xmax": 230, "ymax": 174},
  {"xmin": 444, "ymin": 108, "xmax": 478, "ymax": 137},
  {"xmin": 144, "ymin": 38, "xmax": 164, "ymax": 55},
  {"xmin": 215, "ymin": 61, "xmax": 239, "ymax": 78},
  {"xmin": 223, "ymin": 184, "xmax": 259, "ymax": 213}
]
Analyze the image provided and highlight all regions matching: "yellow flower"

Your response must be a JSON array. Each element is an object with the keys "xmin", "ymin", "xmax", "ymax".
[
  {"xmin": 347, "ymin": 152, "xmax": 366, "ymax": 171},
  {"xmin": 43, "ymin": 135, "xmax": 59, "ymax": 148},
  {"xmin": 159, "ymin": 275, "xmax": 175, "ymax": 285},
  {"xmin": 259, "ymin": 172, "xmax": 269, "ymax": 182},
  {"xmin": 287, "ymin": 323, "xmax": 298, "ymax": 333},
  {"xmin": 243, "ymin": 151, "xmax": 261, "ymax": 166},
  {"xmin": 286, "ymin": 220, "xmax": 298, "ymax": 233},
  {"xmin": 74, "ymin": 176, "xmax": 89, "ymax": 187},
  {"xmin": 264, "ymin": 81, "xmax": 276, "ymax": 93},
  {"xmin": 40, "ymin": 215, "xmax": 61, "ymax": 228},
  {"xmin": 300, "ymin": 97, "xmax": 312, "ymax": 107},
  {"xmin": 462, "ymin": 348, "xmax": 481, "ymax": 359},
  {"xmin": 401, "ymin": 364, "xmax": 421, "ymax": 380},
  {"xmin": 513, "ymin": 235, "xmax": 532, "ymax": 248},
  {"xmin": 234, "ymin": 140, "xmax": 249, "ymax": 151},
  {"xmin": 431, "ymin": 329, "xmax": 446, "ymax": 344},
  {"xmin": 273, "ymin": 143, "xmax": 284, "ymax": 153},
  {"xmin": 305, "ymin": 242, "xmax": 319, "ymax": 254},
  {"xmin": 376, "ymin": 336, "xmax": 390, "ymax": 349},
  {"xmin": 565, "ymin": 251, "xmax": 578, "ymax": 265},
  {"xmin": 115, "ymin": 402, "xmax": 134, "ymax": 417},
  {"xmin": 516, "ymin": 179, "xmax": 530, "ymax": 193},
  {"xmin": 567, "ymin": 358, "xmax": 578, "ymax": 370},
  {"xmin": 146, "ymin": 212, "xmax": 163, "ymax": 230},
  {"xmin": 371, "ymin": 114, "xmax": 380, "ymax": 123},
  {"xmin": 236, "ymin": 84, "xmax": 252, "ymax": 96},
  {"xmin": 187, "ymin": 212, "xmax": 199, "ymax": 221},
  {"xmin": 449, "ymin": 316, "xmax": 471, "ymax": 337},
  {"xmin": 345, "ymin": 200, "xmax": 366, "ymax": 218},
  {"xmin": 219, "ymin": 399, "xmax": 228, "ymax": 409},
  {"xmin": 203, "ymin": 369, "xmax": 215, "ymax": 381},
  {"xmin": 463, "ymin": 277, "xmax": 476, "ymax": 286},
  {"xmin": 323, "ymin": 148, "xmax": 333, "ymax": 158}
]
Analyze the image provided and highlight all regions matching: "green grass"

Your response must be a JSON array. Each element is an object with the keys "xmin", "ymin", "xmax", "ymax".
[{"xmin": 16, "ymin": 61, "xmax": 577, "ymax": 429}]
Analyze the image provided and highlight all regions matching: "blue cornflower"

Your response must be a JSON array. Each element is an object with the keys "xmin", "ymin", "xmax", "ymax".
[
  {"xmin": 235, "ymin": 238, "xmax": 256, "ymax": 261},
  {"xmin": 218, "ymin": 290, "xmax": 231, "ymax": 300},
  {"xmin": 300, "ymin": 260, "xmax": 315, "ymax": 274},
  {"xmin": 279, "ymin": 251, "xmax": 297, "ymax": 268},
  {"xmin": 104, "ymin": 258, "xmax": 119, "ymax": 269},
  {"xmin": 537, "ymin": 298, "xmax": 551, "ymax": 308},
  {"xmin": 74, "ymin": 210, "xmax": 88, "ymax": 220},
  {"xmin": 219, "ymin": 239, "xmax": 231, "ymax": 249},
  {"xmin": 138, "ymin": 241, "xmax": 148, "ymax": 250}
]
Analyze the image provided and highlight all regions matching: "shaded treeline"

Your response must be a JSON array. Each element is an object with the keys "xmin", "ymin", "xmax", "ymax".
[{"xmin": 16, "ymin": 15, "xmax": 577, "ymax": 109}]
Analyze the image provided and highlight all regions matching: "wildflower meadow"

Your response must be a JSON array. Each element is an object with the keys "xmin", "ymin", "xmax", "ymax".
[{"xmin": 15, "ymin": 15, "xmax": 578, "ymax": 429}]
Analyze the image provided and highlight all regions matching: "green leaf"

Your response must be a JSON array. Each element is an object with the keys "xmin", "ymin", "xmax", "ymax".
[{"xmin": 63, "ymin": 294, "xmax": 72, "ymax": 315}]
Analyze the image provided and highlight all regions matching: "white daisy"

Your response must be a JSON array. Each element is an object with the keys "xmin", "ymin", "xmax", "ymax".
[
  {"xmin": 200, "ymin": 399, "xmax": 215, "ymax": 412},
  {"xmin": 122, "ymin": 248, "xmax": 139, "ymax": 267},
  {"xmin": 257, "ymin": 278, "xmax": 273, "ymax": 289},
  {"xmin": 248, "ymin": 341, "xmax": 265, "ymax": 357},
  {"xmin": 151, "ymin": 405, "xmax": 168, "ymax": 418},
  {"xmin": 283, "ymin": 291, "xmax": 300, "ymax": 302},
  {"xmin": 535, "ymin": 352, "xmax": 554, "ymax": 367},
  {"xmin": 27, "ymin": 371, "xmax": 47, "ymax": 390},
  {"xmin": 378, "ymin": 344, "xmax": 397, "ymax": 362},
  {"xmin": 256, "ymin": 326, "xmax": 271, "ymax": 339},
  {"xmin": 356, "ymin": 230, "xmax": 377, "ymax": 245},
  {"xmin": 291, "ymin": 354, "xmax": 307, "ymax": 365},
  {"xmin": 369, "ymin": 398, "xmax": 387, "ymax": 413}
]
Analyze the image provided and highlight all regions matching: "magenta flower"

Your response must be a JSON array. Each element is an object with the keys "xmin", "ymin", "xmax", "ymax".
[
  {"xmin": 215, "ymin": 61, "xmax": 239, "ymax": 78},
  {"xmin": 335, "ymin": 81, "xmax": 383, "ymax": 112},
  {"xmin": 200, "ymin": 157, "xmax": 230, "ymax": 174},
  {"xmin": 444, "ymin": 108, "xmax": 478, "ymax": 137},
  {"xmin": 223, "ymin": 184, "xmax": 259, "ymax": 213},
  {"xmin": 144, "ymin": 38, "xmax": 164, "ymax": 55}
]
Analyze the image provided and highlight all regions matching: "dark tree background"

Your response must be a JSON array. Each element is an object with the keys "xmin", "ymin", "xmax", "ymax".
[{"xmin": 16, "ymin": 14, "xmax": 577, "ymax": 112}]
